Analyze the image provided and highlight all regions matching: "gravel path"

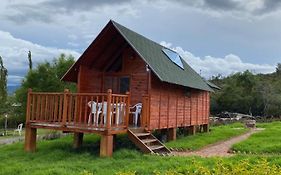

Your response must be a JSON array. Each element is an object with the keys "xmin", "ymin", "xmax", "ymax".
[
  {"xmin": 172, "ymin": 128, "xmax": 264, "ymax": 157},
  {"xmin": 0, "ymin": 136, "xmax": 24, "ymax": 145}
]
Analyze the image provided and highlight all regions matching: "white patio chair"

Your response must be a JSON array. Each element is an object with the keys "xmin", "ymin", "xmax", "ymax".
[
  {"xmin": 114, "ymin": 103, "xmax": 126, "ymax": 125},
  {"xmin": 88, "ymin": 101, "xmax": 102, "ymax": 125},
  {"xmin": 13, "ymin": 123, "xmax": 23, "ymax": 136},
  {"xmin": 130, "ymin": 103, "xmax": 142, "ymax": 126}
]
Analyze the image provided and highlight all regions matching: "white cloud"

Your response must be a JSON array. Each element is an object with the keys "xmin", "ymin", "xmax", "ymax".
[
  {"xmin": 160, "ymin": 41, "xmax": 275, "ymax": 78},
  {"xmin": 0, "ymin": 30, "xmax": 80, "ymax": 86}
]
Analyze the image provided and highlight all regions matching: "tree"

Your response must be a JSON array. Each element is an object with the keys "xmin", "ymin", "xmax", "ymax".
[
  {"xmin": 28, "ymin": 51, "xmax": 32, "ymax": 70},
  {"xmin": 276, "ymin": 63, "xmax": 281, "ymax": 75},
  {"xmin": 15, "ymin": 54, "xmax": 76, "ymax": 117},
  {"xmin": 0, "ymin": 56, "xmax": 8, "ymax": 103}
]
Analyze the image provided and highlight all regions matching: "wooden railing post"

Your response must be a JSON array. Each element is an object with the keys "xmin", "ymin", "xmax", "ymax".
[
  {"xmin": 106, "ymin": 89, "xmax": 112, "ymax": 130},
  {"xmin": 125, "ymin": 91, "xmax": 130, "ymax": 128},
  {"xmin": 141, "ymin": 95, "xmax": 148, "ymax": 128},
  {"xmin": 62, "ymin": 89, "xmax": 69, "ymax": 126},
  {"xmin": 26, "ymin": 88, "xmax": 32, "ymax": 124}
]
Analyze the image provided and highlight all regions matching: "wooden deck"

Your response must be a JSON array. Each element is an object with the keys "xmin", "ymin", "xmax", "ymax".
[
  {"xmin": 25, "ymin": 89, "xmax": 130, "ymax": 135},
  {"xmin": 25, "ymin": 88, "xmax": 132, "ymax": 157}
]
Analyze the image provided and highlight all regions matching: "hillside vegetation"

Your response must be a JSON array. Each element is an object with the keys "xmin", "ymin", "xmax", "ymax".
[{"xmin": 210, "ymin": 63, "xmax": 281, "ymax": 117}]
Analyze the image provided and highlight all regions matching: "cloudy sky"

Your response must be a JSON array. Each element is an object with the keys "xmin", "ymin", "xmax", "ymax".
[{"xmin": 0, "ymin": 0, "xmax": 280, "ymax": 86}]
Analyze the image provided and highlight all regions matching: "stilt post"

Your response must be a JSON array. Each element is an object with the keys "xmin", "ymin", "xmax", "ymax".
[
  {"xmin": 24, "ymin": 127, "xmax": 37, "ymax": 152},
  {"xmin": 73, "ymin": 132, "xmax": 84, "ymax": 149},
  {"xmin": 100, "ymin": 134, "xmax": 113, "ymax": 157},
  {"xmin": 167, "ymin": 128, "xmax": 177, "ymax": 141}
]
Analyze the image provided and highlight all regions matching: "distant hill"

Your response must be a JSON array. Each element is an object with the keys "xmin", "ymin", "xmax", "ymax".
[
  {"xmin": 8, "ymin": 85, "xmax": 20, "ymax": 95},
  {"xmin": 210, "ymin": 69, "xmax": 281, "ymax": 117}
]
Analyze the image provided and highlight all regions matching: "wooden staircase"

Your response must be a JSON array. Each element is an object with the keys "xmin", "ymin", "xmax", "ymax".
[{"xmin": 127, "ymin": 128, "xmax": 171, "ymax": 155}]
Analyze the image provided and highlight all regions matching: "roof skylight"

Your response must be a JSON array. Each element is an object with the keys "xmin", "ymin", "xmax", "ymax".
[{"xmin": 162, "ymin": 48, "xmax": 184, "ymax": 69}]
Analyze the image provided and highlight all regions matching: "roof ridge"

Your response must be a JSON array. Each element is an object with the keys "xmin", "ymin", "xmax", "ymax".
[{"xmin": 110, "ymin": 20, "xmax": 170, "ymax": 50}]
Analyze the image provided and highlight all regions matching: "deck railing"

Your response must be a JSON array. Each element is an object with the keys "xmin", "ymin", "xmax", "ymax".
[{"xmin": 26, "ymin": 89, "xmax": 130, "ymax": 132}]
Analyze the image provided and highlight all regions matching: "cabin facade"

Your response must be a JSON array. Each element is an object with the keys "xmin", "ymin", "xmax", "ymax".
[{"xmin": 24, "ymin": 20, "xmax": 213, "ymax": 157}]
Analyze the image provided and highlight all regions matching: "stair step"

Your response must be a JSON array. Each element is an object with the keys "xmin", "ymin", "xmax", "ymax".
[
  {"xmin": 141, "ymin": 139, "xmax": 157, "ymax": 144},
  {"xmin": 149, "ymin": 145, "xmax": 164, "ymax": 151},
  {"xmin": 135, "ymin": 133, "xmax": 151, "ymax": 137}
]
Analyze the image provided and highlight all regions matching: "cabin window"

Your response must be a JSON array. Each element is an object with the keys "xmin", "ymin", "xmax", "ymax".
[{"xmin": 120, "ymin": 76, "xmax": 130, "ymax": 94}]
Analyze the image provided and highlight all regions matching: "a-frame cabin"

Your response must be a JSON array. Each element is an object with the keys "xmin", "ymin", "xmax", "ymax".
[{"xmin": 25, "ymin": 20, "xmax": 214, "ymax": 157}]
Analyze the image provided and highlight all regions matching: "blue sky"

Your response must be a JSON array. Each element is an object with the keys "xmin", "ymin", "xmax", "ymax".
[{"xmin": 0, "ymin": 0, "xmax": 280, "ymax": 85}]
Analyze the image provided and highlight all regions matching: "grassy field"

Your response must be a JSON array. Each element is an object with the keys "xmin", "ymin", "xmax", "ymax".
[
  {"xmin": 0, "ymin": 123, "xmax": 280, "ymax": 174},
  {"xmin": 232, "ymin": 122, "xmax": 281, "ymax": 154},
  {"xmin": 165, "ymin": 123, "xmax": 248, "ymax": 150}
]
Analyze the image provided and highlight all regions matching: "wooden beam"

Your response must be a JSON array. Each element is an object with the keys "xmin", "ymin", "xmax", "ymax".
[
  {"xmin": 73, "ymin": 132, "xmax": 84, "ymax": 149},
  {"xmin": 24, "ymin": 126, "xmax": 37, "ymax": 152},
  {"xmin": 167, "ymin": 128, "xmax": 177, "ymax": 141},
  {"xmin": 100, "ymin": 134, "xmax": 114, "ymax": 157}
]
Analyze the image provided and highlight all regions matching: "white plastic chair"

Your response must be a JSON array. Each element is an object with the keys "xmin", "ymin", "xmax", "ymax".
[
  {"xmin": 88, "ymin": 101, "xmax": 102, "ymax": 125},
  {"xmin": 130, "ymin": 103, "xmax": 142, "ymax": 126},
  {"xmin": 114, "ymin": 103, "xmax": 126, "ymax": 125},
  {"xmin": 14, "ymin": 123, "xmax": 23, "ymax": 136},
  {"xmin": 88, "ymin": 101, "xmax": 113, "ymax": 125}
]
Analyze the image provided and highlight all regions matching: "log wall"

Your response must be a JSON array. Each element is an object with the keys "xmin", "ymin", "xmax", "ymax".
[{"xmin": 148, "ymin": 74, "xmax": 209, "ymax": 130}]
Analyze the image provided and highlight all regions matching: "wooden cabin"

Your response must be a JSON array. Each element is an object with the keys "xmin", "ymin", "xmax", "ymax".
[{"xmin": 24, "ymin": 20, "xmax": 214, "ymax": 157}]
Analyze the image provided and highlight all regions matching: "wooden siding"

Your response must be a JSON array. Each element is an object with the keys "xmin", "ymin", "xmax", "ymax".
[
  {"xmin": 78, "ymin": 47, "xmax": 148, "ymax": 105},
  {"xmin": 78, "ymin": 66, "xmax": 102, "ymax": 93},
  {"xmin": 76, "ymin": 45, "xmax": 209, "ymax": 131},
  {"xmin": 148, "ymin": 74, "xmax": 209, "ymax": 130}
]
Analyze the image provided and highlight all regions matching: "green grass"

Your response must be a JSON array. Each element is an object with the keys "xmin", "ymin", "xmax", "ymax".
[
  {"xmin": 1, "ymin": 122, "xmax": 281, "ymax": 174},
  {"xmin": 232, "ymin": 122, "xmax": 281, "ymax": 154},
  {"xmin": 165, "ymin": 123, "xmax": 248, "ymax": 150},
  {"xmin": 0, "ymin": 133, "xmax": 281, "ymax": 175}
]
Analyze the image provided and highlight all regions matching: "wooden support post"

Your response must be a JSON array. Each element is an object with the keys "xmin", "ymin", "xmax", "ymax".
[
  {"xmin": 73, "ymin": 132, "xmax": 84, "ymax": 149},
  {"xmin": 100, "ymin": 134, "xmax": 113, "ymax": 157},
  {"xmin": 167, "ymin": 128, "xmax": 177, "ymax": 141},
  {"xmin": 189, "ymin": 126, "xmax": 196, "ymax": 135},
  {"xmin": 203, "ymin": 124, "xmax": 209, "ymax": 132},
  {"xmin": 24, "ymin": 126, "xmax": 37, "ymax": 152}
]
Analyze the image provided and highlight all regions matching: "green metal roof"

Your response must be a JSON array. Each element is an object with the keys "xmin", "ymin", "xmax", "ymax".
[
  {"xmin": 205, "ymin": 80, "xmax": 221, "ymax": 90},
  {"xmin": 111, "ymin": 20, "xmax": 213, "ymax": 92}
]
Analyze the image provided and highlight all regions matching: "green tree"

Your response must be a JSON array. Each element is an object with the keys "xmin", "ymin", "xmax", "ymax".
[
  {"xmin": 15, "ymin": 54, "xmax": 76, "ymax": 117},
  {"xmin": 0, "ymin": 56, "xmax": 8, "ymax": 103},
  {"xmin": 28, "ymin": 50, "xmax": 32, "ymax": 70}
]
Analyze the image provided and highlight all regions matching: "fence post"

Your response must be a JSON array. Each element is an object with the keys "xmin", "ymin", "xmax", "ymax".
[
  {"xmin": 106, "ymin": 89, "xmax": 112, "ymax": 130},
  {"xmin": 62, "ymin": 89, "xmax": 69, "ymax": 126},
  {"xmin": 26, "ymin": 88, "xmax": 32, "ymax": 124},
  {"xmin": 125, "ymin": 91, "xmax": 130, "ymax": 128}
]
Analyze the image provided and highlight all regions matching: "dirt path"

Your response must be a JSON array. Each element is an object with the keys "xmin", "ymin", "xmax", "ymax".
[{"xmin": 172, "ymin": 128, "xmax": 264, "ymax": 157}]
